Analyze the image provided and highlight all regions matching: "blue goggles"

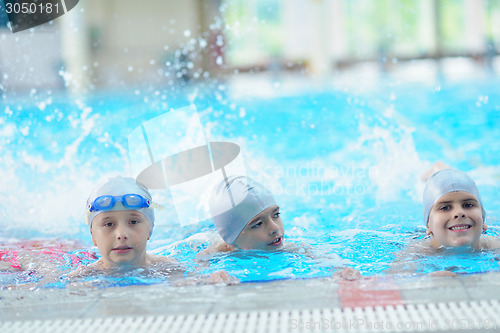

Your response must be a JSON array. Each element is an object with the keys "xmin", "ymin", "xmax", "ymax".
[{"xmin": 88, "ymin": 194, "xmax": 151, "ymax": 212}]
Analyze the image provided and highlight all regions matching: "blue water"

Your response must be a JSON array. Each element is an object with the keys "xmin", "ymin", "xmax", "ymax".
[{"xmin": 1, "ymin": 75, "xmax": 500, "ymax": 287}]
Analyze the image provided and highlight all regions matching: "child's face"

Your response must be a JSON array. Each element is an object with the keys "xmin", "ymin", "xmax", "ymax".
[
  {"xmin": 233, "ymin": 205, "xmax": 284, "ymax": 250},
  {"xmin": 91, "ymin": 210, "xmax": 151, "ymax": 268},
  {"xmin": 426, "ymin": 191, "xmax": 486, "ymax": 249}
]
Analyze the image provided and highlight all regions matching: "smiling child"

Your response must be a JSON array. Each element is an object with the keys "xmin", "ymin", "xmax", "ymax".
[{"xmin": 422, "ymin": 168, "xmax": 500, "ymax": 250}]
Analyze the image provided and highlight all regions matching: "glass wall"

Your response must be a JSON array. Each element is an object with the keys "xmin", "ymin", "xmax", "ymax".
[
  {"xmin": 223, "ymin": 0, "xmax": 284, "ymax": 67},
  {"xmin": 222, "ymin": 0, "xmax": 500, "ymax": 69}
]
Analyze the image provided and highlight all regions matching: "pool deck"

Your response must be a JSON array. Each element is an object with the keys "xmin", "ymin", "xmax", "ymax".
[{"xmin": 1, "ymin": 271, "xmax": 500, "ymax": 326}]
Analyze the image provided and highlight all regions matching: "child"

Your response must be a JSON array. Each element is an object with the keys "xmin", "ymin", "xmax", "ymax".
[
  {"xmin": 200, "ymin": 175, "xmax": 361, "ymax": 280},
  {"xmin": 422, "ymin": 168, "xmax": 500, "ymax": 250},
  {"xmin": 202, "ymin": 175, "xmax": 284, "ymax": 253},
  {"xmin": 68, "ymin": 176, "xmax": 179, "ymax": 276},
  {"xmin": 70, "ymin": 176, "xmax": 237, "ymax": 284}
]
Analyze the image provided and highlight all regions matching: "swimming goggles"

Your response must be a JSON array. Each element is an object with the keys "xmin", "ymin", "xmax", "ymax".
[{"xmin": 88, "ymin": 194, "xmax": 151, "ymax": 212}]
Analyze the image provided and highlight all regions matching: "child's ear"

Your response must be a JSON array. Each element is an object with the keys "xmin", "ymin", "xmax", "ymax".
[
  {"xmin": 426, "ymin": 224, "xmax": 432, "ymax": 236},
  {"xmin": 91, "ymin": 231, "xmax": 97, "ymax": 246},
  {"xmin": 483, "ymin": 222, "xmax": 488, "ymax": 231}
]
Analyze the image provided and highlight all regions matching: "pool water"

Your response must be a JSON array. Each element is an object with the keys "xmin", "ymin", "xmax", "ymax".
[{"xmin": 1, "ymin": 74, "xmax": 500, "ymax": 287}]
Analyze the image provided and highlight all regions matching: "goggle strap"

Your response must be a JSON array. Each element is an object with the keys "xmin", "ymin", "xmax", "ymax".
[{"xmin": 150, "ymin": 202, "xmax": 164, "ymax": 210}]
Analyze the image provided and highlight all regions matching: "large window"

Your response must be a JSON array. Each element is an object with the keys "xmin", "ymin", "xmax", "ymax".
[
  {"xmin": 222, "ymin": 0, "xmax": 499, "ymax": 68},
  {"xmin": 223, "ymin": 0, "xmax": 283, "ymax": 67}
]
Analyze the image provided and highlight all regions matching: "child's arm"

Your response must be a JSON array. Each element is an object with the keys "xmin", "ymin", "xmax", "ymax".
[
  {"xmin": 67, "ymin": 261, "xmax": 100, "ymax": 278},
  {"xmin": 195, "ymin": 239, "xmax": 233, "ymax": 260},
  {"xmin": 0, "ymin": 260, "xmax": 21, "ymax": 272},
  {"xmin": 421, "ymin": 161, "xmax": 451, "ymax": 182},
  {"xmin": 484, "ymin": 235, "xmax": 500, "ymax": 250}
]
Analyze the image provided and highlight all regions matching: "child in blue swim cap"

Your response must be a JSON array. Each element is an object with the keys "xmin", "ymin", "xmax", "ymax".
[
  {"xmin": 70, "ymin": 176, "xmax": 179, "ymax": 274},
  {"xmin": 72, "ymin": 176, "xmax": 238, "ymax": 284},
  {"xmin": 422, "ymin": 167, "xmax": 500, "ymax": 250}
]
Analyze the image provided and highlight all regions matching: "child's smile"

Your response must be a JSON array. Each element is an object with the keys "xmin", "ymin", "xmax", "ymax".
[
  {"xmin": 427, "ymin": 191, "xmax": 486, "ymax": 249},
  {"xmin": 268, "ymin": 236, "xmax": 283, "ymax": 247}
]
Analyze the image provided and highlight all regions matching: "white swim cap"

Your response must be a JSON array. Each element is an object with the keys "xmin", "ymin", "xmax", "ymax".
[
  {"xmin": 423, "ymin": 169, "xmax": 485, "ymax": 224},
  {"xmin": 209, "ymin": 176, "xmax": 276, "ymax": 245},
  {"xmin": 85, "ymin": 176, "xmax": 155, "ymax": 236}
]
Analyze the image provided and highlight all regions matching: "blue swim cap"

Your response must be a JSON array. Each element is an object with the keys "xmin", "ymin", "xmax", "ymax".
[
  {"xmin": 85, "ymin": 176, "xmax": 155, "ymax": 236},
  {"xmin": 423, "ymin": 169, "xmax": 485, "ymax": 224},
  {"xmin": 209, "ymin": 176, "xmax": 276, "ymax": 245}
]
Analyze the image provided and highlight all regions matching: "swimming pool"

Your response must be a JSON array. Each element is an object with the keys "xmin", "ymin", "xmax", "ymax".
[{"xmin": 1, "ymin": 66, "xmax": 500, "ymax": 288}]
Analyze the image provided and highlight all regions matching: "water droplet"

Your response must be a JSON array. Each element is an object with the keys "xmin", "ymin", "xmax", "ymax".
[
  {"xmin": 216, "ymin": 35, "xmax": 224, "ymax": 47},
  {"xmin": 239, "ymin": 108, "xmax": 246, "ymax": 118}
]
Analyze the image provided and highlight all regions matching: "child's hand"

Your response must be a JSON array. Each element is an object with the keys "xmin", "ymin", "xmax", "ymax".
[
  {"xmin": 430, "ymin": 270, "xmax": 457, "ymax": 277},
  {"xmin": 332, "ymin": 267, "xmax": 362, "ymax": 281},
  {"xmin": 340, "ymin": 267, "xmax": 362, "ymax": 280},
  {"xmin": 208, "ymin": 270, "xmax": 240, "ymax": 285}
]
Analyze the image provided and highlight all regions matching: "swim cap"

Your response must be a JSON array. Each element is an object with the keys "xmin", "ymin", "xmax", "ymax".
[
  {"xmin": 209, "ymin": 176, "xmax": 276, "ymax": 245},
  {"xmin": 85, "ymin": 176, "xmax": 155, "ymax": 235},
  {"xmin": 423, "ymin": 169, "xmax": 485, "ymax": 224}
]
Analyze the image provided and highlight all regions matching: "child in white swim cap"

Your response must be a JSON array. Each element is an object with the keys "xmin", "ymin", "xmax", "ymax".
[
  {"xmin": 201, "ymin": 175, "xmax": 362, "ymax": 280},
  {"xmin": 206, "ymin": 176, "xmax": 284, "ymax": 252},
  {"xmin": 422, "ymin": 168, "xmax": 500, "ymax": 250}
]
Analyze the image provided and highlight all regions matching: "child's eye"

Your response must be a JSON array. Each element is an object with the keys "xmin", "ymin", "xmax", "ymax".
[
  {"xmin": 251, "ymin": 221, "xmax": 263, "ymax": 229},
  {"xmin": 273, "ymin": 212, "xmax": 281, "ymax": 219},
  {"xmin": 463, "ymin": 202, "xmax": 475, "ymax": 208},
  {"xmin": 129, "ymin": 220, "xmax": 140, "ymax": 225},
  {"xmin": 439, "ymin": 205, "xmax": 451, "ymax": 211},
  {"xmin": 104, "ymin": 222, "xmax": 114, "ymax": 227}
]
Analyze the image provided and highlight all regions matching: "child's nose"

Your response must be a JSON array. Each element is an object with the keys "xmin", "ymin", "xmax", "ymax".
[
  {"xmin": 268, "ymin": 219, "xmax": 280, "ymax": 235},
  {"xmin": 115, "ymin": 225, "xmax": 129, "ymax": 239},
  {"xmin": 453, "ymin": 207, "xmax": 466, "ymax": 219}
]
